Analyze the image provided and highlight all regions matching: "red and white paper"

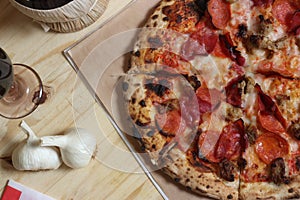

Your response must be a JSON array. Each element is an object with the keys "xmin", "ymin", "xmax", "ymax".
[{"xmin": 1, "ymin": 179, "xmax": 55, "ymax": 200}]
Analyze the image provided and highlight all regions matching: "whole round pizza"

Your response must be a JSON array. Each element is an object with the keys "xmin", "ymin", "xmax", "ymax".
[{"xmin": 122, "ymin": 0, "xmax": 300, "ymax": 199}]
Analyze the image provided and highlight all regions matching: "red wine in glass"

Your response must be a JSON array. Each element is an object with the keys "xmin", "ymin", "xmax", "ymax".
[
  {"xmin": 0, "ymin": 48, "xmax": 44, "ymax": 119},
  {"xmin": 14, "ymin": 0, "xmax": 73, "ymax": 10},
  {"xmin": 0, "ymin": 50, "xmax": 13, "ymax": 99}
]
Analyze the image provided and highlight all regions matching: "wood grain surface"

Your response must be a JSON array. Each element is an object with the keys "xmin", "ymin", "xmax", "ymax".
[{"xmin": 0, "ymin": 0, "xmax": 163, "ymax": 199}]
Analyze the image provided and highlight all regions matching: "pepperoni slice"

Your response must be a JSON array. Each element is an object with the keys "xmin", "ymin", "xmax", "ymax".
[
  {"xmin": 272, "ymin": 0, "xmax": 298, "ymax": 26},
  {"xmin": 255, "ymin": 84, "xmax": 287, "ymax": 130},
  {"xmin": 193, "ymin": 21, "xmax": 219, "ymax": 54},
  {"xmin": 215, "ymin": 119, "xmax": 245, "ymax": 161},
  {"xmin": 181, "ymin": 20, "xmax": 218, "ymax": 60},
  {"xmin": 156, "ymin": 52, "xmax": 189, "ymax": 75},
  {"xmin": 225, "ymin": 76, "xmax": 245, "ymax": 108},
  {"xmin": 180, "ymin": 94, "xmax": 200, "ymax": 128},
  {"xmin": 289, "ymin": 11, "xmax": 300, "ymax": 33},
  {"xmin": 256, "ymin": 60, "xmax": 296, "ymax": 78},
  {"xmin": 211, "ymin": 39, "xmax": 228, "ymax": 58},
  {"xmin": 155, "ymin": 109, "xmax": 186, "ymax": 136},
  {"xmin": 198, "ymin": 130, "xmax": 221, "ymax": 163},
  {"xmin": 255, "ymin": 132, "xmax": 289, "ymax": 164},
  {"xmin": 219, "ymin": 33, "xmax": 246, "ymax": 66},
  {"xmin": 252, "ymin": 0, "xmax": 274, "ymax": 7},
  {"xmin": 196, "ymin": 86, "xmax": 222, "ymax": 114},
  {"xmin": 198, "ymin": 119, "xmax": 245, "ymax": 163},
  {"xmin": 181, "ymin": 37, "xmax": 207, "ymax": 60},
  {"xmin": 207, "ymin": 0, "xmax": 231, "ymax": 29},
  {"xmin": 258, "ymin": 111, "xmax": 285, "ymax": 134}
]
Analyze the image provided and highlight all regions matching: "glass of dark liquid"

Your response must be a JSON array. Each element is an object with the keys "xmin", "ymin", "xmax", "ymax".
[
  {"xmin": 14, "ymin": 0, "xmax": 73, "ymax": 10},
  {"xmin": 0, "ymin": 48, "xmax": 43, "ymax": 119}
]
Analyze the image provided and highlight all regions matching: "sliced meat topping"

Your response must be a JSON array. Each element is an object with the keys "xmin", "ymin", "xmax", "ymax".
[
  {"xmin": 198, "ymin": 130, "xmax": 221, "ymax": 163},
  {"xmin": 272, "ymin": 0, "xmax": 299, "ymax": 28},
  {"xmin": 196, "ymin": 86, "xmax": 222, "ymax": 114},
  {"xmin": 219, "ymin": 33, "xmax": 246, "ymax": 66},
  {"xmin": 255, "ymin": 84, "xmax": 287, "ymax": 134},
  {"xmin": 255, "ymin": 132, "xmax": 289, "ymax": 164},
  {"xmin": 179, "ymin": 90, "xmax": 201, "ymax": 127},
  {"xmin": 251, "ymin": 0, "xmax": 274, "ymax": 7},
  {"xmin": 225, "ymin": 76, "xmax": 245, "ymax": 108},
  {"xmin": 215, "ymin": 119, "xmax": 245, "ymax": 161},
  {"xmin": 258, "ymin": 112, "xmax": 285, "ymax": 134},
  {"xmin": 181, "ymin": 19, "xmax": 218, "ymax": 59},
  {"xmin": 155, "ymin": 105, "xmax": 186, "ymax": 137},
  {"xmin": 155, "ymin": 51, "xmax": 192, "ymax": 75},
  {"xmin": 289, "ymin": 10, "xmax": 300, "ymax": 34},
  {"xmin": 255, "ymin": 59, "xmax": 299, "ymax": 78},
  {"xmin": 198, "ymin": 119, "xmax": 245, "ymax": 163},
  {"xmin": 207, "ymin": 0, "xmax": 231, "ymax": 30},
  {"xmin": 296, "ymin": 37, "xmax": 300, "ymax": 48},
  {"xmin": 296, "ymin": 156, "xmax": 300, "ymax": 171}
]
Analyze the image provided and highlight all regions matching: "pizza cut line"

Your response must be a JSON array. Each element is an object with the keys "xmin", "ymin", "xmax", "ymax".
[{"xmin": 122, "ymin": 0, "xmax": 300, "ymax": 199}]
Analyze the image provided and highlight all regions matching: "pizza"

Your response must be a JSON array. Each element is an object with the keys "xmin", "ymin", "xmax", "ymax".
[{"xmin": 122, "ymin": 0, "xmax": 300, "ymax": 199}]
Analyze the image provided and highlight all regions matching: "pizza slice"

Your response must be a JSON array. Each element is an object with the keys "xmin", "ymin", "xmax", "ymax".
[
  {"xmin": 239, "ymin": 81, "xmax": 300, "ymax": 199},
  {"xmin": 123, "ymin": 67, "xmax": 242, "ymax": 199}
]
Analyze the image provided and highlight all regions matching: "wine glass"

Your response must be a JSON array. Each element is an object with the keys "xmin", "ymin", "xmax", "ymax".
[
  {"xmin": 0, "ymin": 48, "xmax": 44, "ymax": 119},
  {"xmin": 14, "ymin": 0, "xmax": 73, "ymax": 10}
]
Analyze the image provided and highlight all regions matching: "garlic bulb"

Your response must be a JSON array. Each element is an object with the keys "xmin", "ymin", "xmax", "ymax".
[
  {"xmin": 40, "ymin": 128, "xmax": 96, "ymax": 169},
  {"xmin": 12, "ymin": 121, "xmax": 62, "ymax": 171}
]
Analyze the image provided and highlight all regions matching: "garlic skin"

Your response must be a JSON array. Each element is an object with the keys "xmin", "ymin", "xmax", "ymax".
[
  {"xmin": 12, "ymin": 121, "xmax": 62, "ymax": 171},
  {"xmin": 40, "ymin": 128, "xmax": 96, "ymax": 169}
]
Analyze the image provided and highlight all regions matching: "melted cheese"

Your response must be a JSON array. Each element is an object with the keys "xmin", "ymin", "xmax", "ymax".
[
  {"xmin": 241, "ymin": 145, "xmax": 268, "ymax": 182},
  {"xmin": 243, "ymin": 90, "xmax": 257, "ymax": 125},
  {"xmin": 192, "ymin": 55, "xmax": 232, "ymax": 90},
  {"xmin": 123, "ymin": 71, "xmax": 148, "ymax": 101},
  {"xmin": 229, "ymin": 0, "xmax": 253, "ymax": 29},
  {"xmin": 268, "ymin": 25, "xmax": 286, "ymax": 41}
]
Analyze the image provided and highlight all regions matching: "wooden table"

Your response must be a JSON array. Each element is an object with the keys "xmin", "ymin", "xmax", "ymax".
[{"xmin": 0, "ymin": 0, "xmax": 163, "ymax": 199}]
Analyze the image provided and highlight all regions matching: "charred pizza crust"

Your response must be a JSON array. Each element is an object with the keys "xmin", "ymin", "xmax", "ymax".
[
  {"xmin": 162, "ymin": 148, "xmax": 239, "ymax": 200},
  {"xmin": 122, "ymin": 0, "xmax": 300, "ymax": 199},
  {"xmin": 240, "ymin": 175, "xmax": 300, "ymax": 200},
  {"xmin": 123, "ymin": 71, "xmax": 240, "ymax": 199}
]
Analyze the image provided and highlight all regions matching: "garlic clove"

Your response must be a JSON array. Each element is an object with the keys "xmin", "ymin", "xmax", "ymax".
[
  {"xmin": 40, "ymin": 128, "xmax": 96, "ymax": 169},
  {"xmin": 12, "ymin": 142, "xmax": 62, "ymax": 171},
  {"xmin": 11, "ymin": 121, "xmax": 62, "ymax": 171}
]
